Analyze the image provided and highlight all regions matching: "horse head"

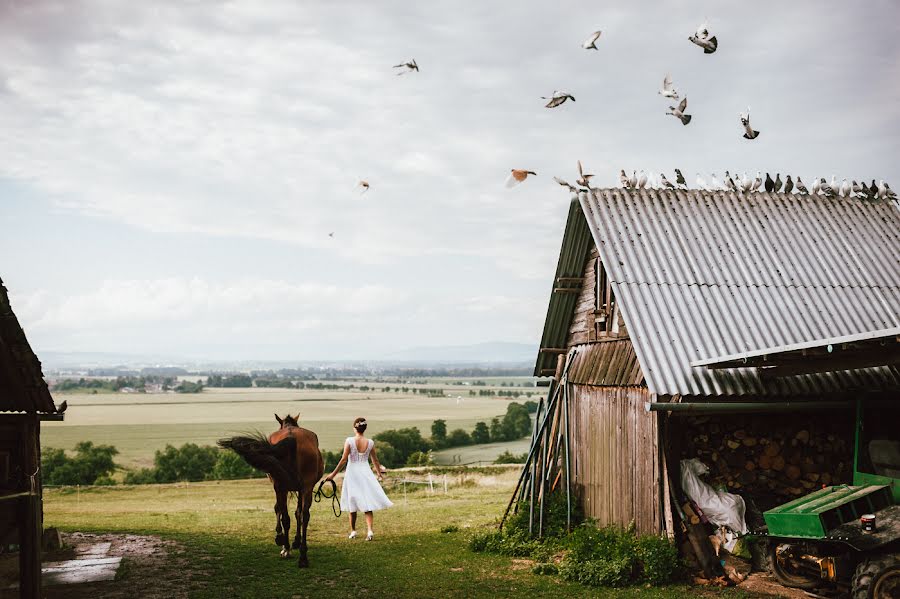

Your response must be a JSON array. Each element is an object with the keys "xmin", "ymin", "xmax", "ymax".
[{"xmin": 275, "ymin": 413, "xmax": 300, "ymax": 429}]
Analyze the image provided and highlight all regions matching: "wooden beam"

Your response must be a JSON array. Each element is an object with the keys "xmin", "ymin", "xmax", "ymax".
[
  {"xmin": 553, "ymin": 287, "xmax": 580, "ymax": 294},
  {"xmin": 759, "ymin": 346, "xmax": 900, "ymax": 378},
  {"xmin": 555, "ymin": 277, "xmax": 583, "ymax": 284},
  {"xmin": 539, "ymin": 348, "xmax": 568, "ymax": 354},
  {"xmin": 539, "ymin": 368, "xmax": 557, "ymax": 376}
]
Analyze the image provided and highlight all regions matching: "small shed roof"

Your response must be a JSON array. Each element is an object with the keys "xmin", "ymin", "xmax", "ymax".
[
  {"xmin": 0, "ymin": 278, "xmax": 56, "ymax": 413},
  {"xmin": 538, "ymin": 188, "xmax": 900, "ymax": 396}
]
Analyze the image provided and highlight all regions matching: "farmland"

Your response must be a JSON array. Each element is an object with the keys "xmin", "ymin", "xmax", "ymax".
[
  {"xmin": 40, "ymin": 470, "xmax": 761, "ymax": 599},
  {"xmin": 43, "ymin": 381, "xmax": 541, "ymax": 469}
]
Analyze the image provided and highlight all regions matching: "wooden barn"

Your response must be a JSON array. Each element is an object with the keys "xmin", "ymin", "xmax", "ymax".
[
  {"xmin": 532, "ymin": 189, "xmax": 900, "ymax": 536},
  {"xmin": 0, "ymin": 277, "xmax": 63, "ymax": 598}
]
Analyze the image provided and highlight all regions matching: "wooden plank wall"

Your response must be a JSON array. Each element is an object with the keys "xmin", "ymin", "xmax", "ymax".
[
  {"xmin": 569, "ymin": 384, "xmax": 662, "ymax": 534},
  {"xmin": 565, "ymin": 245, "xmax": 626, "ymax": 346}
]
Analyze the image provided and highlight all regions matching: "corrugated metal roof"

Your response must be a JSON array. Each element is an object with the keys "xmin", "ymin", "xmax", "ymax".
[
  {"xmin": 534, "ymin": 197, "xmax": 593, "ymax": 376},
  {"xmin": 568, "ymin": 340, "xmax": 644, "ymax": 386},
  {"xmin": 0, "ymin": 278, "xmax": 56, "ymax": 413},
  {"xmin": 578, "ymin": 188, "xmax": 900, "ymax": 397}
]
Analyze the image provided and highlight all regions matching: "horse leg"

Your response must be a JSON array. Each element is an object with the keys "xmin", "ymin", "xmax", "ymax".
[
  {"xmin": 274, "ymin": 492, "xmax": 285, "ymax": 546},
  {"xmin": 292, "ymin": 495, "xmax": 302, "ymax": 549},
  {"xmin": 276, "ymin": 490, "xmax": 291, "ymax": 558},
  {"xmin": 297, "ymin": 489, "xmax": 311, "ymax": 568}
]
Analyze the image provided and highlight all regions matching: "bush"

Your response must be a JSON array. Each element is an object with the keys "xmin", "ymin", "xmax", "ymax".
[
  {"xmin": 152, "ymin": 443, "xmax": 218, "ymax": 482},
  {"xmin": 123, "ymin": 468, "xmax": 159, "ymax": 485},
  {"xmin": 210, "ymin": 449, "xmax": 264, "ymax": 480},
  {"xmin": 446, "ymin": 428, "xmax": 472, "ymax": 447},
  {"xmin": 635, "ymin": 534, "xmax": 681, "ymax": 585},
  {"xmin": 42, "ymin": 442, "xmax": 119, "ymax": 486},
  {"xmin": 405, "ymin": 450, "xmax": 434, "ymax": 467},
  {"xmin": 374, "ymin": 428, "xmax": 430, "ymax": 466},
  {"xmin": 532, "ymin": 563, "xmax": 558, "ymax": 576},
  {"xmin": 559, "ymin": 555, "xmax": 634, "ymax": 588},
  {"xmin": 440, "ymin": 525, "xmax": 459, "ymax": 533},
  {"xmin": 493, "ymin": 450, "xmax": 527, "ymax": 464}
]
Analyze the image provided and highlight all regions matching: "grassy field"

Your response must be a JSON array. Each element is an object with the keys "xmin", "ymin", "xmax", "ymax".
[
  {"xmin": 43, "ymin": 471, "xmax": 760, "ymax": 599},
  {"xmin": 433, "ymin": 438, "xmax": 531, "ymax": 465},
  {"xmin": 42, "ymin": 387, "xmax": 530, "ymax": 469}
]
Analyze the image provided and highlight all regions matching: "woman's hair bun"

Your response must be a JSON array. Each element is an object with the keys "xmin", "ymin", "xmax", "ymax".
[{"xmin": 353, "ymin": 417, "xmax": 368, "ymax": 432}]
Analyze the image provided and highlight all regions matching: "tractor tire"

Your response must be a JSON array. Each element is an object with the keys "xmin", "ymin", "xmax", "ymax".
[
  {"xmin": 767, "ymin": 542, "xmax": 820, "ymax": 590},
  {"xmin": 852, "ymin": 553, "xmax": 900, "ymax": 599}
]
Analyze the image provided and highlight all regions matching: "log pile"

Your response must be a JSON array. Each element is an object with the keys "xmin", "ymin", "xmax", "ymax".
[{"xmin": 678, "ymin": 413, "xmax": 854, "ymax": 510}]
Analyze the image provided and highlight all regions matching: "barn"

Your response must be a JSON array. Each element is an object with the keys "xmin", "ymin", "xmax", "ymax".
[
  {"xmin": 0, "ymin": 277, "xmax": 63, "ymax": 597},
  {"xmin": 532, "ymin": 189, "xmax": 900, "ymax": 537}
]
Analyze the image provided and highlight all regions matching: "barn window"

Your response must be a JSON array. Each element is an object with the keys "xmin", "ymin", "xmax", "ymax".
[{"xmin": 593, "ymin": 256, "xmax": 615, "ymax": 338}]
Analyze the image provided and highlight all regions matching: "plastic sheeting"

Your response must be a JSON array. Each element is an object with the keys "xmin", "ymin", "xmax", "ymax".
[{"xmin": 680, "ymin": 458, "xmax": 748, "ymax": 534}]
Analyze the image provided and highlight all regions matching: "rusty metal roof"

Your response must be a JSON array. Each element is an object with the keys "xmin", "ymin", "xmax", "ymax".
[
  {"xmin": 568, "ymin": 340, "xmax": 644, "ymax": 387},
  {"xmin": 0, "ymin": 278, "xmax": 56, "ymax": 413},
  {"xmin": 575, "ymin": 188, "xmax": 900, "ymax": 396}
]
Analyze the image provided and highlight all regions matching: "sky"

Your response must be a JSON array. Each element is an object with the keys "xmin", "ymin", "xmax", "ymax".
[{"xmin": 1, "ymin": 0, "xmax": 898, "ymax": 361}]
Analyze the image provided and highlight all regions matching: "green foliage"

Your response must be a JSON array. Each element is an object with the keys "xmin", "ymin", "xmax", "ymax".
[
  {"xmin": 210, "ymin": 449, "xmax": 265, "ymax": 480},
  {"xmin": 440, "ymin": 524, "xmax": 459, "ymax": 533},
  {"xmin": 522, "ymin": 400, "xmax": 539, "ymax": 414},
  {"xmin": 206, "ymin": 374, "xmax": 253, "ymax": 387},
  {"xmin": 532, "ymin": 563, "xmax": 558, "ymax": 576},
  {"xmin": 374, "ymin": 427, "xmax": 430, "ymax": 467},
  {"xmin": 123, "ymin": 468, "xmax": 159, "ymax": 485},
  {"xmin": 493, "ymin": 450, "xmax": 527, "ymax": 464},
  {"xmin": 152, "ymin": 443, "xmax": 218, "ymax": 481},
  {"xmin": 431, "ymin": 419, "xmax": 448, "ymax": 448},
  {"xmin": 559, "ymin": 555, "xmax": 634, "ymax": 588},
  {"xmin": 42, "ymin": 442, "xmax": 119, "ymax": 486},
  {"xmin": 174, "ymin": 380, "xmax": 204, "ymax": 393},
  {"xmin": 321, "ymin": 449, "xmax": 342, "ymax": 472},
  {"xmin": 405, "ymin": 450, "xmax": 435, "ymax": 467},
  {"xmin": 446, "ymin": 428, "xmax": 472, "ymax": 447},
  {"xmin": 471, "ymin": 421, "xmax": 490, "ymax": 444},
  {"xmin": 635, "ymin": 535, "xmax": 682, "ymax": 585}
]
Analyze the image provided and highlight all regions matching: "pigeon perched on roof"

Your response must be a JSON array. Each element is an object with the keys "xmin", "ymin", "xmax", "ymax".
[
  {"xmin": 852, "ymin": 180, "xmax": 864, "ymax": 194},
  {"xmin": 542, "ymin": 91, "xmax": 575, "ymax": 108},
  {"xmin": 675, "ymin": 169, "xmax": 687, "ymax": 188},
  {"xmin": 576, "ymin": 160, "xmax": 594, "ymax": 189},
  {"xmin": 740, "ymin": 108, "xmax": 760, "ymax": 140},
  {"xmin": 667, "ymin": 97, "xmax": 692, "ymax": 125},
  {"xmin": 506, "ymin": 169, "xmax": 537, "ymax": 188},
  {"xmin": 784, "ymin": 175, "xmax": 794, "ymax": 194},
  {"xmin": 357, "ymin": 180, "xmax": 370, "ymax": 193},
  {"xmin": 620, "ymin": 169, "xmax": 631, "ymax": 189},
  {"xmin": 751, "ymin": 171, "xmax": 762, "ymax": 192},
  {"xmin": 724, "ymin": 171, "xmax": 736, "ymax": 192},
  {"xmin": 393, "ymin": 59, "xmax": 419, "ymax": 74},
  {"xmin": 884, "ymin": 181, "xmax": 897, "ymax": 199},
  {"xmin": 839, "ymin": 178, "xmax": 851, "ymax": 197},
  {"xmin": 740, "ymin": 172, "xmax": 752, "ymax": 193},
  {"xmin": 582, "ymin": 30, "xmax": 602, "ymax": 50},
  {"xmin": 659, "ymin": 74, "xmax": 679, "ymax": 100},
  {"xmin": 710, "ymin": 173, "xmax": 722, "ymax": 190},
  {"xmin": 812, "ymin": 177, "xmax": 821, "ymax": 195},
  {"xmin": 57, "ymin": 400, "xmax": 68, "ymax": 414},
  {"xmin": 554, "ymin": 177, "xmax": 579, "ymax": 193},
  {"xmin": 628, "ymin": 170, "xmax": 638, "ymax": 188},
  {"xmin": 795, "ymin": 177, "xmax": 809, "ymax": 194},
  {"xmin": 695, "ymin": 173, "xmax": 709, "ymax": 191},
  {"xmin": 689, "ymin": 31, "xmax": 718, "ymax": 54},
  {"xmin": 774, "ymin": 174, "xmax": 783, "ymax": 192},
  {"xmin": 877, "ymin": 179, "xmax": 888, "ymax": 199},
  {"xmin": 765, "ymin": 173, "xmax": 775, "ymax": 192},
  {"xmin": 660, "ymin": 173, "xmax": 675, "ymax": 190},
  {"xmin": 636, "ymin": 170, "xmax": 648, "ymax": 189}
]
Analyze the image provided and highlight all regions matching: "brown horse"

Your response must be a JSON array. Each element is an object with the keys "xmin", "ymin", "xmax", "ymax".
[{"xmin": 218, "ymin": 414, "xmax": 324, "ymax": 567}]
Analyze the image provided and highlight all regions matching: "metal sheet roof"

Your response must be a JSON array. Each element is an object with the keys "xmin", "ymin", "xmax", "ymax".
[
  {"xmin": 577, "ymin": 188, "xmax": 900, "ymax": 397},
  {"xmin": 0, "ymin": 278, "xmax": 56, "ymax": 413}
]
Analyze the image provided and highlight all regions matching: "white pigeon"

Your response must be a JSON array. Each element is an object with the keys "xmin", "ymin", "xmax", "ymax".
[
  {"xmin": 576, "ymin": 160, "xmax": 594, "ymax": 189},
  {"xmin": 660, "ymin": 172, "xmax": 675, "ymax": 189},
  {"xmin": 741, "ymin": 172, "xmax": 753, "ymax": 193},
  {"xmin": 751, "ymin": 171, "xmax": 762, "ymax": 192},
  {"xmin": 710, "ymin": 173, "xmax": 722, "ymax": 190},
  {"xmin": 667, "ymin": 97, "xmax": 692, "ymax": 125},
  {"xmin": 637, "ymin": 170, "xmax": 648, "ymax": 189},
  {"xmin": 739, "ymin": 107, "xmax": 760, "ymax": 140},
  {"xmin": 839, "ymin": 178, "xmax": 851, "ymax": 197},
  {"xmin": 689, "ymin": 29, "xmax": 718, "ymax": 54},
  {"xmin": 812, "ymin": 178, "xmax": 821, "ymax": 195},
  {"xmin": 830, "ymin": 175, "xmax": 838, "ymax": 195},
  {"xmin": 878, "ymin": 179, "xmax": 888, "ymax": 199},
  {"xmin": 696, "ymin": 18, "xmax": 710, "ymax": 39},
  {"xmin": 628, "ymin": 170, "xmax": 638, "ymax": 188},
  {"xmin": 724, "ymin": 171, "xmax": 737, "ymax": 192},
  {"xmin": 582, "ymin": 30, "xmax": 602, "ymax": 50},
  {"xmin": 659, "ymin": 74, "xmax": 679, "ymax": 99},
  {"xmin": 619, "ymin": 169, "xmax": 630, "ymax": 188},
  {"xmin": 696, "ymin": 173, "xmax": 709, "ymax": 191},
  {"xmin": 542, "ymin": 90, "xmax": 575, "ymax": 108}
]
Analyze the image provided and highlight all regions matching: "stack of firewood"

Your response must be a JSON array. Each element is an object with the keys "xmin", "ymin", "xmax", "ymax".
[{"xmin": 678, "ymin": 413, "xmax": 854, "ymax": 509}]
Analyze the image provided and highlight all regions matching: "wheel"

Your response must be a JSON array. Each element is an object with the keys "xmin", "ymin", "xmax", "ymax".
[
  {"xmin": 767, "ymin": 542, "xmax": 820, "ymax": 590},
  {"xmin": 852, "ymin": 554, "xmax": 900, "ymax": 599}
]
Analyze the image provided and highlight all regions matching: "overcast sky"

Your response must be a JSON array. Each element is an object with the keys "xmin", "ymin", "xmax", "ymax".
[{"xmin": 1, "ymin": 0, "xmax": 898, "ymax": 361}]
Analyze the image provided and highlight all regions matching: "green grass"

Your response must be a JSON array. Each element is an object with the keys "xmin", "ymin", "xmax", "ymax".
[
  {"xmin": 433, "ymin": 438, "xmax": 531, "ymax": 466},
  {"xmin": 44, "ymin": 473, "xmax": 759, "ymax": 599},
  {"xmin": 43, "ymin": 388, "xmax": 524, "ymax": 469}
]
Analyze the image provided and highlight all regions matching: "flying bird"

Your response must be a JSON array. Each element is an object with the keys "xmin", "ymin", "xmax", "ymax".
[
  {"xmin": 784, "ymin": 175, "xmax": 794, "ymax": 194},
  {"xmin": 357, "ymin": 180, "xmax": 370, "ymax": 193},
  {"xmin": 667, "ymin": 97, "xmax": 692, "ymax": 125},
  {"xmin": 774, "ymin": 173, "xmax": 783, "ymax": 192},
  {"xmin": 576, "ymin": 160, "xmax": 594, "ymax": 189},
  {"xmin": 620, "ymin": 169, "xmax": 631, "ymax": 188},
  {"xmin": 393, "ymin": 59, "xmax": 419, "ymax": 74},
  {"xmin": 675, "ymin": 169, "xmax": 687, "ymax": 188},
  {"xmin": 795, "ymin": 177, "xmax": 809, "ymax": 194},
  {"xmin": 506, "ymin": 169, "xmax": 537, "ymax": 188},
  {"xmin": 764, "ymin": 173, "xmax": 775, "ymax": 192},
  {"xmin": 740, "ymin": 108, "xmax": 760, "ymax": 140},
  {"xmin": 695, "ymin": 19, "xmax": 711, "ymax": 40},
  {"xmin": 541, "ymin": 90, "xmax": 575, "ymax": 108},
  {"xmin": 659, "ymin": 74, "xmax": 679, "ymax": 99},
  {"xmin": 554, "ymin": 177, "xmax": 579, "ymax": 193},
  {"xmin": 689, "ymin": 31, "xmax": 718, "ymax": 54},
  {"xmin": 582, "ymin": 30, "xmax": 602, "ymax": 50},
  {"xmin": 328, "ymin": 232, "xmax": 334, "ymax": 238}
]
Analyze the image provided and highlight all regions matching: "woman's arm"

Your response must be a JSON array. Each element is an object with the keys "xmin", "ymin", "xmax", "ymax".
[
  {"xmin": 326, "ymin": 442, "xmax": 351, "ymax": 481},
  {"xmin": 370, "ymin": 445, "xmax": 384, "ymax": 481}
]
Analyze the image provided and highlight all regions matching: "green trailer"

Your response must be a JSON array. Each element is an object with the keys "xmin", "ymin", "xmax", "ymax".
[{"xmin": 758, "ymin": 400, "xmax": 899, "ymax": 598}]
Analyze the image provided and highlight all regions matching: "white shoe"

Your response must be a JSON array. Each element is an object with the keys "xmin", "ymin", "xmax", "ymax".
[
  {"xmin": 348, "ymin": 531, "xmax": 357, "ymax": 539},
  {"xmin": 365, "ymin": 531, "xmax": 374, "ymax": 541}
]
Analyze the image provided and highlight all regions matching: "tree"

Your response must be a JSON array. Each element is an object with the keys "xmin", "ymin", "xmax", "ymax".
[
  {"xmin": 151, "ymin": 443, "xmax": 218, "ymax": 482},
  {"xmin": 374, "ymin": 428, "xmax": 430, "ymax": 466},
  {"xmin": 431, "ymin": 419, "xmax": 448, "ymax": 448},
  {"xmin": 471, "ymin": 421, "xmax": 490, "ymax": 444},
  {"xmin": 42, "ymin": 442, "xmax": 119, "ymax": 486},
  {"xmin": 210, "ymin": 450, "xmax": 264, "ymax": 480},
  {"xmin": 446, "ymin": 428, "xmax": 472, "ymax": 447},
  {"xmin": 501, "ymin": 402, "xmax": 532, "ymax": 440},
  {"xmin": 489, "ymin": 417, "xmax": 504, "ymax": 442},
  {"xmin": 494, "ymin": 450, "xmax": 528, "ymax": 464},
  {"xmin": 405, "ymin": 450, "xmax": 434, "ymax": 467}
]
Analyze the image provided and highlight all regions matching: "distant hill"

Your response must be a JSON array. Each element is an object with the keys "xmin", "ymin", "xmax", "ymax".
[{"xmin": 384, "ymin": 342, "xmax": 536, "ymax": 364}]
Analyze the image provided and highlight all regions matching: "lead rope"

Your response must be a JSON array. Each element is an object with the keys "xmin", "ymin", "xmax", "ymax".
[{"xmin": 314, "ymin": 480, "xmax": 341, "ymax": 517}]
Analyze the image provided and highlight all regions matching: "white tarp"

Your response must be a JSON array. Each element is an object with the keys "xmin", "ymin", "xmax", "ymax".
[{"xmin": 680, "ymin": 458, "xmax": 748, "ymax": 534}]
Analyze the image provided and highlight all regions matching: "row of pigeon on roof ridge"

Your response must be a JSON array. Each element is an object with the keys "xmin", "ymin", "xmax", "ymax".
[{"xmin": 554, "ymin": 167, "xmax": 896, "ymax": 200}]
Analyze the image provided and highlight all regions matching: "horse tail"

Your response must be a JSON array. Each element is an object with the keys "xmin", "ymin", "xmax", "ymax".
[{"xmin": 218, "ymin": 433, "xmax": 298, "ymax": 489}]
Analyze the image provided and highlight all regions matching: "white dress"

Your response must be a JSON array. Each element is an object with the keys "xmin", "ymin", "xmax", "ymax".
[{"xmin": 339, "ymin": 437, "xmax": 393, "ymax": 513}]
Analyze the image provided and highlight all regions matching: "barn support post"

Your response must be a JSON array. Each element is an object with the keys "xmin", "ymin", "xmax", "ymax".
[
  {"xmin": 562, "ymin": 380, "xmax": 572, "ymax": 532},
  {"xmin": 19, "ymin": 415, "xmax": 41, "ymax": 599}
]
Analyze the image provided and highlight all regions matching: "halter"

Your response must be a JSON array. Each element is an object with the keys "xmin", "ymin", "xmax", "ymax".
[{"xmin": 314, "ymin": 479, "xmax": 341, "ymax": 517}]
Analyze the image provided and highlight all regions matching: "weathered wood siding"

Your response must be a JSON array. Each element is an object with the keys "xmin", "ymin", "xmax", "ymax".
[
  {"xmin": 565, "ymin": 245, "xmax": 627, "ymax": 346},
  {"xmin": 568, "ymin": 384, "xmax": 662, "ymax": 534}
]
